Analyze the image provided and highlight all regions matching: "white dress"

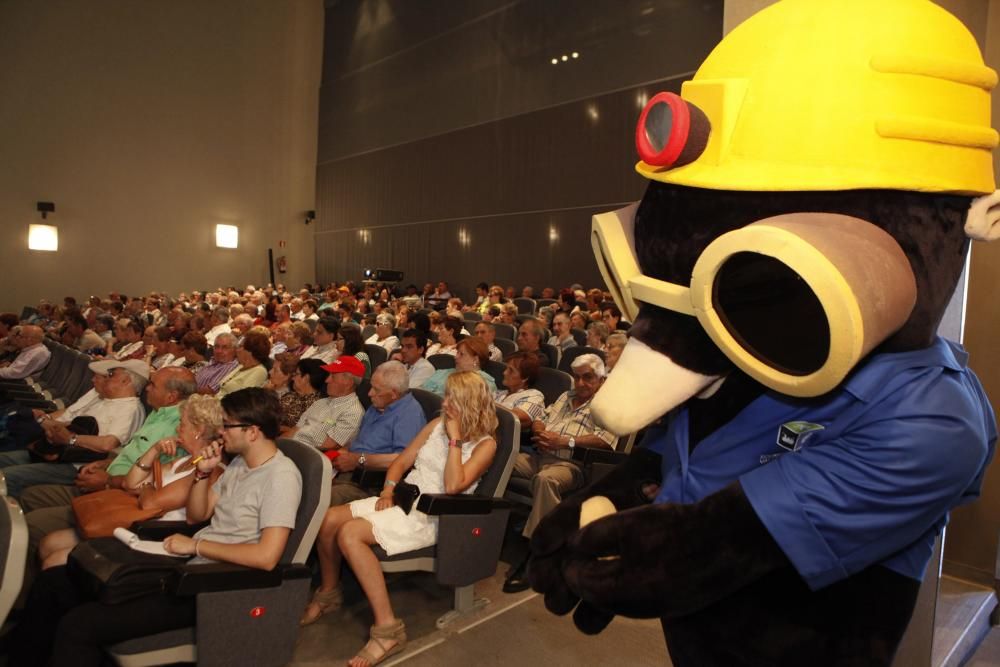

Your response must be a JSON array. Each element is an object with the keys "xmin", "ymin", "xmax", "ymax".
[{"xmin": 350, "ymin": 420, "xmax": 491, "ymax": 555}]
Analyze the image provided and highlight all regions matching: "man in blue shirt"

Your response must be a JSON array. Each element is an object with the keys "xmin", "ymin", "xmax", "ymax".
[{"xmin": 327, "ymin": 360, "xmax": 426, "ymax": 506}]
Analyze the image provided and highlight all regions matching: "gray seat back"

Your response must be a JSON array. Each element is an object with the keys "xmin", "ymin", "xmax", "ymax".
[
  {"xmin": 275, "ymin": 438, "xmax": 332, "ymax": 564},
  {"xmin": 364, "ymin": 343, "xmax": 388, "ymax": 369},
  {"xmin": 492, "ymin": 323, "xmax": 516, "ymax": 341},
  {"xmin": 409, "ymin": 388, "xmax": 442, "ymax": 422},
  {"xmin": 494, "ymin": 337, "xmax": 516, "ymax": 358},
  {"xmin": 483, "ymin": 360, "xmax": 506, "ymax": 389},
  {"xmin": 513, "ymin": 298, "xmax": 536, "ymax": 315},
  {"xmin": 427, "ymin": 354, "xmax": 455, "ymax": 370},
  {"xmin": 475, "ymin": 406, "xmax": 519, "ymax": 499},
  {"xmin": 535, "ymin": 367, "xmax": 573, "ymax": 406},
  {"xmin": 558, "ymin": 346, "xmax": 607, "ymax": 374},
  {"xmin": 0, "ymin": 498, "xmax": 28, "ymax": 628}
]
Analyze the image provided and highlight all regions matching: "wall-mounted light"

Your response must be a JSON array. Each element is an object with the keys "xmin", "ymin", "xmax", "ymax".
[
  {"xmin": 548, "ymin": 225, "xmax": 559, "ymax": 243},
  {"xmin": 28, "ymin": 224, "xmax": 58, "ymax": 251},
  {"xmin": 216, "ymin": 224, "xmax": 239, "ymax": 248},
  {"xmin": 458, "ymin": 228, "xmax": 471, "ymax": 247}
]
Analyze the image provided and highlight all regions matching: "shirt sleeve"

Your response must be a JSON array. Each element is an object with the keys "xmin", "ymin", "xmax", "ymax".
[
  {"xmin": 259, "ymin": 463, "xmax": 302, "ymax": 530},
  {"xmin": 325, "ymin": 403, "xmax": 363, "ymax": 447},
  {"xmin": 741, "ymin": 368, "xmax": 996, "ymax": 590}
]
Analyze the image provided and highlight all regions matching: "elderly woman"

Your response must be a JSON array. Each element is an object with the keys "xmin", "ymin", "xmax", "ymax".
[
  {"xmin": 36, "ymin": 394, "xmax": 225, "ymax": 569},
  {"xmin": 365, "ymin": 313, "xmax": 399, "ymax": 355},
  {"xmin": 286, "ymin": 321, "xmax": 313, "ymax": 357},
  {"xmin": 424, "ymin": 316, "xmax": 462, "ymax": 357},
  {"xmin": 265, "ymin": 351, "xmax": 300, "ymax": 398},
  {"xmin": 176, "ymin": 331, "xmax": 210, "ymax": 373},
  {"xmin": 279, "ymin": 358, "xmax": 327, "ymax": 429},
  {"xmin": 338, "ymin": 324, "xmax": 372, "ymax": 379},
  {"xmin": 421, "ymin": 337, "xmax": 497, "ymax": 397},
  {"xmin": 301, "ymin": 372, "xmax": 497, "ymax": 667},
  {"xmin": 586, "ymin": 321, "xmax": 611, "ymax": 351},
  {"xmin": 217, "ymin": 331, "xmax": 270, "ymax": 397},
  {"xmin": 494, "ymin": 351, "xmax": 546, "ymax": 428},
  {"xmin": 605, "ymin": 332, "xmax": 628, "ymax": 371}
]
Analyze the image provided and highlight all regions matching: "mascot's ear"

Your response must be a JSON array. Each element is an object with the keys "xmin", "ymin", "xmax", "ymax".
[{"xmin": 965, "ymin": 190, "xmax": 1000, "ymax": 241}]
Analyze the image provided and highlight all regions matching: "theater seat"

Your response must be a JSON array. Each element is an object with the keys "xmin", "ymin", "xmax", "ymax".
[
  {"xmin": 364, "ymin": 343, "xmax": 388, "ymax": 370},
  {"xmin": 512, "ymin": 298, "xmax": 535, "ymax": 315},
  {"xmin": 534, "ymin": 367, "xmax": 573, "ymax": 406},
  {"xmin": 427, "ymin": 354, "xmax": 455, "ymax": 370},
  {"xmin": 558, "ymin": 346, "xmax": 606, "ymax": 374},
  {"xmin": 374, "ymin": 405, "xmax": 519, "ymax": 628},
  {"xmin": 0, "ymin": 497, "xmax": 28, "ymax": 630},
  {"xmin": 491, "ymin": 323, "xmax": 516, "ymax": 341},
  {"xmin": 493, "ymin": 337, "xmax": 516, "ymax": 358},
  {"xmin": 105, "ymin": 438, "xmax": 331, "ymax": 667}
]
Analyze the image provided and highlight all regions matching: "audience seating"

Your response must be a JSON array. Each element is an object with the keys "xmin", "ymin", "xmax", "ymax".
[
  {"xmin": 2, "ymin": 341, "xmax": 92, "ymax": 411},
  {"xmin": 463, "ymin": 312, "xmax": 482, "ymax": 323},
  {"xmin": 512, "ymin": 298, "xmax": 535, "ymax": 315},
  {"xmin": 361, "ymin": 325, "xmax": 376, "ymax": 340},
  {"xmin": 356, "ymin": 379, "xmax": 372, "ymax": 409},
  {"xmin": 428, "ymin": 354, "xmax": 456, "ymax": 371},
  {"xmin": 514, "ymin": 314, "xmax": 534, "ymax": 328},
  {"xmin": 374, "ymin": 405, "xmax": 519, "ymax": 628},
  {"xmin": 0, "ymin": 497, "xmax": 28, "ymax": 631},
  {"xmin": 492, "ymin": 323, "xmax": 516, "ymax": 341},
  {"xmin": 364, "ymin": 344, "xmax": 388, "ymax": 371},
  {"xmin": 106, "ymin": 438, "xmax": 331, "ymax": 667},
  {"xmin": 558, "ymin": 346, "xmax": 606, "ymax": 374},
  {"xmin": 570, "ymin": 328, "xmax": 587, "ymax": 347},
  {"xmin": 534, "ymin": 368, "xmax": 573, "ymax": 406},
  {"xmin": 493, "ymin": 337, "xmax": 516, "ymax": 359},
  {"xmin": 535, "ymin": 298, "xmax": 557, "ymax": 310},
  {"xmin": 539, "ymin": 343, "xmax": 560, "ymax": 369},
  {"xmin": 483, "ymin": 360, "xmax": 506, "ymax": 389}
]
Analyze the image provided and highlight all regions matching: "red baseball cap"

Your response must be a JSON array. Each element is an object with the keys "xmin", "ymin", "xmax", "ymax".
[{"xmin": 321, "ymin": 355, "xmax": 365, "ymax": 378}]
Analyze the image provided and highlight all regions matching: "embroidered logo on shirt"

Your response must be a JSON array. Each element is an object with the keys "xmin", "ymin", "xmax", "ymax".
[{"xmin": 760, "ymin": 421, "xmax": 825, "ymax": 465}]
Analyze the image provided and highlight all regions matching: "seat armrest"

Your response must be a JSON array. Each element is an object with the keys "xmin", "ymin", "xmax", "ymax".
[
  {"xmin": 351, "ymin": 467, "xmax": 387, "ymax": 491},
  {"xmin": 571, "ymin": 446, "xmax": 627, "ymax": 467},
  {"xmin": 174, "ymin": 562, "xmax": 309, "ymax": 596},
  {"xmin": 416, "ymin": 493, "xmax": 512, "ymax": 515},
  {"xmin": 130, "ymin": 520, "xmax": 209, "ymax": 540}
]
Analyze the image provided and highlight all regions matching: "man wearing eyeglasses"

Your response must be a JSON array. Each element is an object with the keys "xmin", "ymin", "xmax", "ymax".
[
  {"xmin": 0, "ymin": 359, "xmax": 147, "ymax": 498},
  {"xmin": 0, "ymin": 325, "xmax": 51, "ymax": 380}
]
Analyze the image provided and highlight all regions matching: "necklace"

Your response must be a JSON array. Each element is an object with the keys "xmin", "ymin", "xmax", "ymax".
[{"xmin": 253, "ymin": 450, "xmax": 278, "ymax": 469}]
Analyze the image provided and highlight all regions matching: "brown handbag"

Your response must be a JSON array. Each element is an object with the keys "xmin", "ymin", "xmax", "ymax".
[{"xmin": 71, "ymin": 460, "xmax": 166, "ymax": 539}]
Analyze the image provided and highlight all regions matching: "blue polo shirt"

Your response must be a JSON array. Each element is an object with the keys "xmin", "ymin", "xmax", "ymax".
[
  {"xmin": 350, "ymin": 392, "xmax": 427, "ymax": 455},
  {"xmin": 647, "ymin": 337, "xmax": 996, "ymax": 591}
]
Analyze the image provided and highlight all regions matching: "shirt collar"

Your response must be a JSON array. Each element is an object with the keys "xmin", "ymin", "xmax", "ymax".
[{"xmin": 842, "ymin": 336, "xmax": 965, "ymax": 402}]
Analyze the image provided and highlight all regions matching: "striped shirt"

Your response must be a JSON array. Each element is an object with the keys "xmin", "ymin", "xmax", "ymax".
[
  {"xmin": 195, "ymin": 359, "xmax": 240, "ymax": 393},
  {"xmin": 495, "ymin": 388, "xmax": 546, "ymax": 421},
  {"xmin": 294, "ymin": 392, "xmax": 365, "ymax": 450},
  {"xmin": 542, "ymin": 390, "xmax": 615, "ymax": 458}
]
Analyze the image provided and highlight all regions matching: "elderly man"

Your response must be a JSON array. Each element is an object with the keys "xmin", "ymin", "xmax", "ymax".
[
  {"xmin": 288, "ymin": 355, "xmax": 365, "ymax": 450},
  {"xmin": 0, "ymin": 359, "xmax": 148, "ymax": 498},
  {"xmin": 110, "ymin": 318, "xmax": 145, "ymax": 360},
  {"xmin": 204, "ymin": 306, "xmax": 232, "ymax": 346},
  {"xmin": 474, "ymin": 321, "xmax": 504, "ymax": 362},
  {"xmin": 503, "ymin": 353, "xmax": 616, "ymax": 592},
  {"xmin": 547, "ymin": 312, "xmax": 578, "ymax": 353},
  {"xmin": 325, "ymin": 361, "xmax": 426, "ymax": 506},
  {"xmin": 516, "ymin": 318, "xmax": 550, "ymax": 367},
  {"xmin": 396, "ymin": 329, "xmax": 434, "ymax": 388},
  {"xmin": 0, "ymin": 326, "xmax": 51, "ymax": 380},
  {"xmin": 194, "ymin": 332, "xmax": 240, "ymax": 394}
]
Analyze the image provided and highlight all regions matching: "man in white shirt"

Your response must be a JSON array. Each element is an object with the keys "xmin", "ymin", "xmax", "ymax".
[
  {"xmin": 474, "ymin": 321, "xmax": 504, "ymax": 362},
  {"xmin": 397, "ymin": 329, "xmax": 434, "ymax": 388},
  {"xmin": 0, "ymin": 359, "xmax": 147, "ymax": 497},
  {"xmin": 0, "ymin": 326, "xmax": 51, "ymax": 380},
  {"xmin": 204, "ymin": 306, "xmax": 232, "ymax": 346},
  {"xmin": 111, "ymin": 318, "xmax": 146, "ymax": 361}
]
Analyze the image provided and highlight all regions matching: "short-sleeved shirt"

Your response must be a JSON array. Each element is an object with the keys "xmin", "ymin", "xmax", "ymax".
[
  {"xmin": 294, "ymin": 393, "xmax": 365, "ymax": 449},
  {"xmin": 496, "ymin": 388, "xmax": 546, "ymax": 422},
  {"xmin": 59, "ymin": 389, "xmax": 146, "ymax": 447},
  {"xmin": 0, "ymin": 343, "xmax": 51, "ymax": 379},
  {"xmin": 195, "ymin": 359, "xmax": 240, "ymax": 393},
  {"xmin": 540, "ymin": 390, "xmax": 616, "ymax": 458},
  {"xmin": 351, "ymin": 393, "xmax": 427, "ymax": 455},
  {"xmin": 407, "ymin": 358, "xmax": 435, "ymax": 388},
  {"xmin": 647, "ymin": 337, "xmax": 997, "ymax": 591},
  {"xmin": 420, "ymin": 369, "xmax": 496, "ymax": 397},
  {"xmin": 107, "ymin": 404, "xmax": 184, "ymax": 475},
  {"xmin": 191, "ymin": 450, "xmax": 302, "ymax": 563},
  {"xmin": 217, "ymin": 364, "xmax": 268, "ymax": 398}
]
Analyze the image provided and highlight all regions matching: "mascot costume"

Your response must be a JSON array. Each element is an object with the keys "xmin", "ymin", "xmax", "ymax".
[{"xmin": 528, "ymin": 1, "xmax": 1000, "ymax": 664}]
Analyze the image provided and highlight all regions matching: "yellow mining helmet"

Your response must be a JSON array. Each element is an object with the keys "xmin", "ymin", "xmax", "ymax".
[{"xmin": 635, "ymin": 0, "xmax": 998, "ymax": 194}]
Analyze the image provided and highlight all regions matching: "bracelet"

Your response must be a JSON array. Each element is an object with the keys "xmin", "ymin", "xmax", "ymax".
[
  {"xmin": 448, "ymin": 438, "xmax": 460, "ymax": 448},
  {"xmin": 194, "ymin": 470, "xmax": 211, "ymax": 482},
  {"xmin": 195, "ymin": 539, "xmax": 203, "ymax": 558},
  {"xmin": 135, "ymin": 461, "xmax": 152, "ymax": 471},
  {"xmin": 384, "ymin": 479, "xmax": 397, "ymax": 488}
]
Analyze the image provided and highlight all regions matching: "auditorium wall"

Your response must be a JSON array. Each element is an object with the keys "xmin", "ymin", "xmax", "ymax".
[
  {"xmin": 313, "ymin": 0, "xmax": 724, "ymax": 298},
  {"xmin": 0, "ymin": 0, "xmax": 324, "ymax": 313}
]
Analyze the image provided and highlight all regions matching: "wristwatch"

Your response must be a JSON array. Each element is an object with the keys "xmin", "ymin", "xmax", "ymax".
[
  {"xmin": 567, "ymin": 437, "xmax": 576, "ymax": 450},
  {"xmin": 69, "ymin": 434, "xmax": 78, "ymax": 447},
  {"xmin": 357, "ymin": 453, "xmax": 367, "ymax": 467}
]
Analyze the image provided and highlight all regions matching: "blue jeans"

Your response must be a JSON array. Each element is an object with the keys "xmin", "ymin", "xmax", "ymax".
[{"xmin": 0, "ymin": 450, "xmax": 77, "ymax": 498}]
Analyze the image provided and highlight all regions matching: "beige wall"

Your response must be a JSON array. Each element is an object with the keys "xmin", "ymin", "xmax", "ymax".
[{"xmin": 0, "ymin": 0, "xmax": 323, "ymax": 313}]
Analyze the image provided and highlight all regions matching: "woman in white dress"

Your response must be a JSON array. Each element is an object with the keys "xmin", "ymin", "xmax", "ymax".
[{"xmin": 300, "ymin": 372, "xmax": 498, "ymax": 667}]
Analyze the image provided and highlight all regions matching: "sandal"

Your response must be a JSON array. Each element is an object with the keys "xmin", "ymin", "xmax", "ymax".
[
  {"xmin": 349, "ymin": 619, "xmax": 407, "ymax": 667},
  {"xmin": 299, "ymin": 585, "xmax": 343, "ymax": 626}
]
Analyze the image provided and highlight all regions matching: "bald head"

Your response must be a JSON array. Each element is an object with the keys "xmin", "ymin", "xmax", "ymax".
[
  {"xmin": 145, "ymin": 366, "xmax": 197, "ymax": 409},
  {"xmin": 19, "ymin": 325, "xmax": 44, "ymax": 345}
]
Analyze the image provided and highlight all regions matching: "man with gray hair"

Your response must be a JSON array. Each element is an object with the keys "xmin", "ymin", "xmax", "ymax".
[
  {"xmin": 503, "ymin": 353, "xmax": 616, "ymax": 592},
  {"xmin": 204, "ymin": 306, "xmax": 232, "ymax": 346},
  {"xmin": 288, "ymin": 356, "xmax": 366, "ymax": 451},
  {"xmin": 0, "ymin": 325, "xmax": 50, "ymax": 380},
  {"xmin": 0, "ymin": 359, "xmax": 148, "ymax": 498},
  {"xmin": 325, "ymin": 360, "xmax": 427, "ymax": 506}
]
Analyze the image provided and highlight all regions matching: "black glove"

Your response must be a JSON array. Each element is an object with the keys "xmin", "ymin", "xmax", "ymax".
[
  {"xmin": 563, "ymin": 481, "xmax": 789, "ymax": 621},
  {"xmin": 528, "ymin": 447, "xmax": 663, "ymax": 633}
]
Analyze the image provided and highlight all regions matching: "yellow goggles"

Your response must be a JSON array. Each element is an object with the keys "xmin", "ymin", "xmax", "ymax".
[{"xmin": 592, "ymin": 205, "xmax": 917, "ymax": 397}]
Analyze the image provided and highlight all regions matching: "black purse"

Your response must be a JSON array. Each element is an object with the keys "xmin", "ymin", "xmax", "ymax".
[
  {"xmin": 28, "ymin": 415, "xmax": 105, "ymax": 463},
  {"xmin": 392, "ymin": 480, "xmax": 421, "ymax": 514},
  {"xmin": 66, "ymin": 537, "xmax": 186, "ymax": 605}
]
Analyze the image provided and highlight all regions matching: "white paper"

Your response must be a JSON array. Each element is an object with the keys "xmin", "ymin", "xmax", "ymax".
[{"xmin": 112, "ymin": 527, "xmax": 189, "ymax": 558}]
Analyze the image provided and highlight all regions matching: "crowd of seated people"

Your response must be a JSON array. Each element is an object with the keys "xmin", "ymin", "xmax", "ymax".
[{"xmin": 2, "ymin": 278, "xmax": 630, "ymax": 664}]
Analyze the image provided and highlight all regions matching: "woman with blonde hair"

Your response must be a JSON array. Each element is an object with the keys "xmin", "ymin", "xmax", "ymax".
[
  {"xmin": 300, "ymin": 372, "xmax": 498, "ymax": 666},
  {"xmin": 36, "ymin": 394, "xmax": 225, "ymax": 569}
]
